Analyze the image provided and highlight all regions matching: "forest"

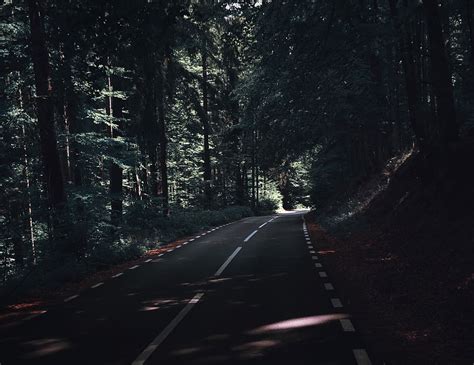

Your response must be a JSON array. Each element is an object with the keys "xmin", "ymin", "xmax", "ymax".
[{"xmin": 0, "ymin": 0, "xmax": 473, "ymax": 363}]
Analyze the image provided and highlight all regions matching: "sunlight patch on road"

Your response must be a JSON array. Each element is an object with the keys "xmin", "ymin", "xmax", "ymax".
[
  {"xmin": 249, "ymin": 314, "xmax": 347, "ymax": 334},
  {"xmin": 22, "ymin": 338, "xmax": 71, "ymax": 359}
]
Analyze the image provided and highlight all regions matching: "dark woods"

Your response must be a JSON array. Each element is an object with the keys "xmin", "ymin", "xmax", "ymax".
[{"xmin": 0, "ymin": 0, "xmax": 472, "ymax": 288}]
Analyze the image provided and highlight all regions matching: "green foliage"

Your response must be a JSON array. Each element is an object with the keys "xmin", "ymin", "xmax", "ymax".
[
  {"xmin": 254, "ymin": 197, "xmax": 279, "ymax": 215},
  {"xmin": 124, "ymin": 202, "xmax": 252, "ymax": 244}
]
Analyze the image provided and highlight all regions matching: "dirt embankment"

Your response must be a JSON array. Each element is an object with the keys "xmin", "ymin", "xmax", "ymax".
[{"xmin": 306, "ymin": 143, "xmax": 474, "ymax": 364}]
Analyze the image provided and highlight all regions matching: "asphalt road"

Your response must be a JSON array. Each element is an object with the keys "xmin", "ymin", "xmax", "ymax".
[{"xmin": 0, "ymin": 212, "xmax": 373, "ymax": 365}]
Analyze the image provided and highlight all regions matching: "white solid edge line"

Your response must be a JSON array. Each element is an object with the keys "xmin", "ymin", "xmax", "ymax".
[
  {"xmin": 64, "ymin": 294, "xmax": 79, "ymax": 303},
  {"xmin": 353, "ymin": 349, "xmax": 372, "ymax": 365},
  {"xmin": 244, "ymin": 230, "xmax": 258, "ymax": 242},
  {"xmin": 324, "ymin": 283, "xmax": 334, "ymax": 290},
  {"xmin": 331, "ymin": 298, "xmax": 343, "ymax": 308},
  {"xmin": 132, "ymin": 293, "xmax": 204, "ymax": 365},
  {"xmin": 340, "ymin": 319, "xmax": 355, "ymax": 332},
  {"xmin": 91, "ymin": 282, "xmax": 104, "ymax": 289},
  {"xmin": 215, "ymin": 247, "xmax": 242, "ymax": 276},
  {"xmin": 112, "ymin": 272, "xmax": 123, "ymax": 278},
  {"xmin": 258, "ymin": 222, "xmax": 268, "ymax": 229}
]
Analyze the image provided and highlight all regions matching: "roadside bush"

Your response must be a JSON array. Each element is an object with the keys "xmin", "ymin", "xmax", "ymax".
[
  {"xmin": 254, "ymin": 198, "xmax": 279, "ymax": 215},
  {"xmin": 0, "ymin": 205, "xmax": 253, "ymax": 302}
]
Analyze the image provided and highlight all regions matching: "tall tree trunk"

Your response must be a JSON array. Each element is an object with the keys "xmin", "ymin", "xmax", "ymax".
[
  {"xmin": 107, "ymin": 74, "xmax": 123, "ymax": 225},
  {"xmin": 251, "ymin": 131, "xmax": 256, "ymax": 208},
  {"xmin": 235, "ymin": 164, "xmax": 244, "ymax": 205},
  {"xmin": 157, "ymin": 66, "xmax": 169, "ymax": 216},
  {"xmin": 27, "ymin": 0, "xmax": 66, "ymax": 208},
  {"xmin": 63, "ymin": 45, "xmax": 82, "ymax": 187},
  {"xmin": 19, "ymin": 87, "xmax": 37, "ymax": 264},
  {"xmin": 22, "ymin": 125, "xmax": 36, "ymax": 264},
  {"xmin": 423, "ymin": 0, "xmax": 458, "ymax": 145},
  {"xmin": 202, "ymin": 43, "xmax": 212, "ymax": 208},
  {"xmin": 142, "ymin": 49, "xmax": 159, "ymax": 198},
  {"xmin": 9, "ymin": 199, "xmax": 24, "ymax": 267},
  {"xmin": 389, "ymin": 0, "xmax": 427, "ymax": 151}
]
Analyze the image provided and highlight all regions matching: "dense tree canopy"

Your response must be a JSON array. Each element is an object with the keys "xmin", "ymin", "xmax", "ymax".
[{"xmin": 1, "ymin": 0, "xmax": 472, "ymax": 286}]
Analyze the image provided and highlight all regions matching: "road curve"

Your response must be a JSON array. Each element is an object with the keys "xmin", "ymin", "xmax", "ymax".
[{"xmin": 0, "ymin": 212, "xmax": 373, "ymax": 365}]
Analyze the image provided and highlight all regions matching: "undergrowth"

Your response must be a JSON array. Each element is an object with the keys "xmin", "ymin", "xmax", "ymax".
[{"xmin": 0, "ymin": 205, "xmax": 254, "ymax": 303}]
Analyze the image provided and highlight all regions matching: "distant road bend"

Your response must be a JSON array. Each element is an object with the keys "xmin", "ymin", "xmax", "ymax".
[{"xmin": 0, "ymin": 212, "xmax": 373, "ymax": 365}]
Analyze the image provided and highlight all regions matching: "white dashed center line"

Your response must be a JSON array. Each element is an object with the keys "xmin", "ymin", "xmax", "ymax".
[
  {"xmin": 64, "ymin": 295, "xmax": 79, "ymax": 303},
  {"xmin": 132, "ymin": 293, "xmax": 204, "ymax": 365},
  {"xmin": 244, "ymin": 230, "xmax": 258, "ymax": 242},
  {"xmin": 319, "ymin": 271, "xmax": 328, "ymax": 278},
  {"xmin": 145, "ymin": 259, "xmax": 152, "ymax": 263},
  {"xmin": 91, "ymin": 282, "xmax": 104, "ymax": 289},
  {"xmin": 112, "ymin": 272, "xmax": 123, "ymax": 278},
  {"xmin": 258, "ymin": 222, "xmax": 268, "ymax": 228},
  {"xmin": 215, "ymin": 247, "xmax": 242, "ymax": 276}
]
